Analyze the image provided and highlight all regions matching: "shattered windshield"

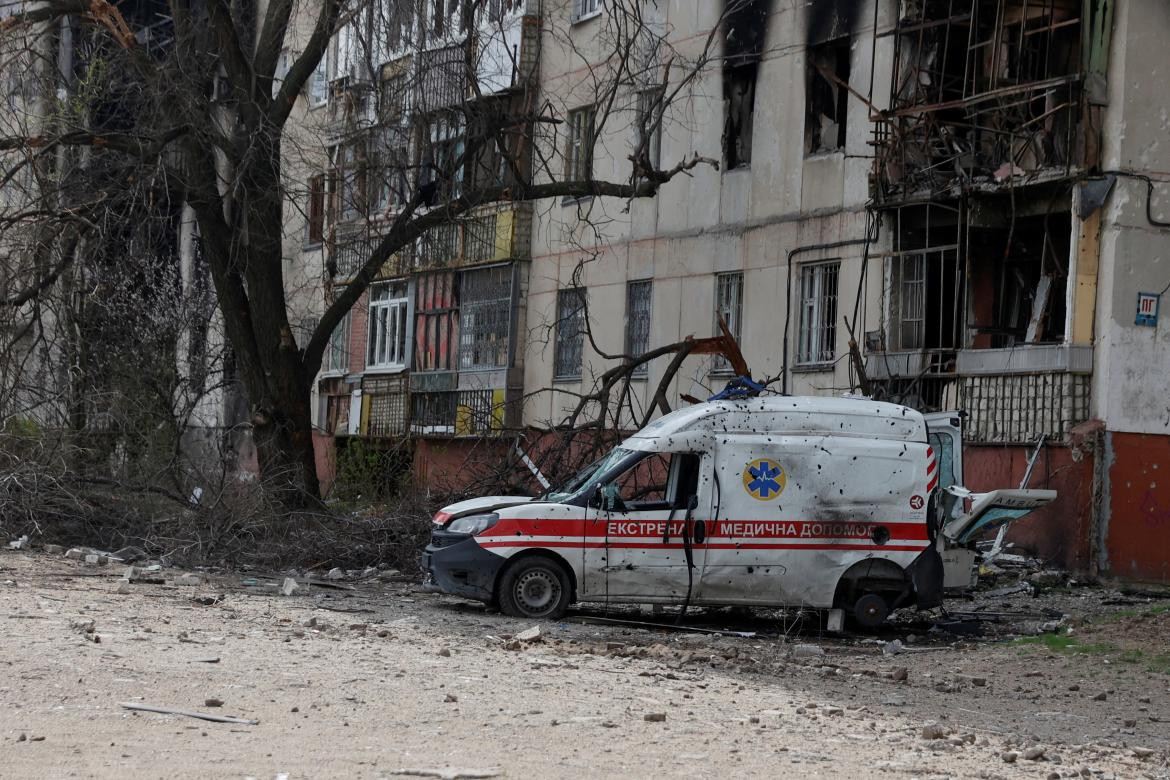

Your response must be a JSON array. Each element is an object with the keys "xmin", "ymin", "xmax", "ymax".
[{"xmin": 541, "ymin": 447, "xmax": 638, "ymax": 503}]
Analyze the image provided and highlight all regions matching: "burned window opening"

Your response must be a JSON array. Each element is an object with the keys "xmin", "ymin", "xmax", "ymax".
[
  {"xmin": 966, "ymin": 203, "xmax": 1070, "ymax": 348},
  {"xmin": 805, "ymin": 36, "xmax": 850, "ymax": 155},
  {"xmin": 876, "ymin": 0, "xmax": 1088, "ymax": 202},
  {"xmin": 883, "ymin": 203, "xmax": 963, "ymax": 356},
  {"xmin": 723, "ymin": 63, "xmax": 757, "ymax": 169}
]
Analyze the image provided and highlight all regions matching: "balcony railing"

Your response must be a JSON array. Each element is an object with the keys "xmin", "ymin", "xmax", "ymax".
[{"xmin": 410, "ymin": 388, "xmax": 504, "ymax": 437}]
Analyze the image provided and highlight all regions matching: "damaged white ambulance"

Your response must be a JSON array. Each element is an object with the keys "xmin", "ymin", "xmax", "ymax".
[{"xmin": 422, "ymin": 396, "xmax": 1054, "ymax": 628}]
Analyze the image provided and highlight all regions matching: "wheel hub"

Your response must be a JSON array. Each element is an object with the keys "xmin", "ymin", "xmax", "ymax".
[{"xmin": 515, "ymin": 569, "xmax": 559, "ymax": 612}]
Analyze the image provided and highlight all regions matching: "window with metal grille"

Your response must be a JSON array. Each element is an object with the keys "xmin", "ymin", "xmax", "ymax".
[
  {"xmin": 325, "ymin": 312, "xmax": 351, "ymax": 373},
  {"xmin": 713, "ymin": 272, "xmax": 743, "ymax": 372},
  {"xmin": 796, "ymin": 261, "xmax": 839, "ymax": 365},
  {"xmin": 625, "ymin": 280, "xmax": 652, "ymax": 376},
  {"xmin": 459, "ymin": 266, "xmax": 512, "ymax": 370},
  {"xmin": 564, "ymin": 106, "xmax": 595, "ymax": 182},
  {"xmin": 367, "ymin": 281, "xmax": 409, "ymax": 370},
  {"xmin": 555, "ymin": 288, "xmax": 587, "ymax": 380},
  {"xmin": 571, "ymin": 0, "xmax": 601, "ymax": 22},
  {"xmin": 895, "ymin": 253, "xmax": 926, "ymax": 350},
  {"xmin": 414, "ymin": 271, "xmax": 458, "ymax": 371}
]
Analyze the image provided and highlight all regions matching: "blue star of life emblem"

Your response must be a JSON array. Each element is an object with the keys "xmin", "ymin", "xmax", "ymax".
[{"xmin": 744, "ymin": 458, "xmax": 785, "ymax": 500}]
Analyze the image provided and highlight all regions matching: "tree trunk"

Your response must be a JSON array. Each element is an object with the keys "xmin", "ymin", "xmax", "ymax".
[{"xmin": 250, "ymin": 375, "xmax": 321, "ymax": 506}]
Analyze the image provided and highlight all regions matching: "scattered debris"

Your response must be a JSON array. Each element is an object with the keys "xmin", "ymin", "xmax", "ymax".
[
  {"xmin": 326, "ymin": 567, "xmax": 345, "ymax": 580},
  {"xmin": 920, "ymin": 722, "xmax": 948, "ymax": 740},
  {"xmin": 280, "ymin": 578, "xmax": 299, "ymax": 596},
  {"xmin": 390, "ymin": 769, "xmax": 500, "ymax": 780},
  {"xmin": 42, "ymin": 544, "xmax": 64, "ymax": 555},
  {"xmin": 8, "ymin": 535, "xmax": 29, "ymax": 550},
  {"xmin": 515, "ymin": 625, "xmax": 542, "ymax": 643},
  {"xmin": 119, "ymin": 702, "xmax": 258, "ymax": 725},
  {"xmin": 173, "ymin": 574, "xmax": 202, "ymax": 587},
  {"xmin": 792, "ymin": 644, "xmax": 825, "ymax": 659},
  {"xmin": 643, "ymin": 712, "xmax": 666, "ymax": 722},
  {"xmin": 204, "ymin": 698, "xmax": 224, "ymax": 708}
]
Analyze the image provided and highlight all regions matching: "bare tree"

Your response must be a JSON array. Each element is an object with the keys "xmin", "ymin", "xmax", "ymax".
[{"xmin": 0, "ymin": 0, "xmax": 749, "ymax": 505}]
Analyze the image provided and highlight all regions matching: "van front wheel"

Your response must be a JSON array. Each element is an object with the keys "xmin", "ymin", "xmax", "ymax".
[{"xmin": 498, "ymin": 556, "xmax": 572, "ymax": 620}]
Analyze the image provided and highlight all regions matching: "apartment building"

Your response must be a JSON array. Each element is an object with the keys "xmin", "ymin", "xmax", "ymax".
[
  {"xmin": 294, "ymin": 0, "xmax": 1168, "ymax": 580},
  {"xmin": 520, "ymin": 0, "xmax": 1169, "ymax": 580}
]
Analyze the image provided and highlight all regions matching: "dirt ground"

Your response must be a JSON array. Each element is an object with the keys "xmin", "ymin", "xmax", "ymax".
[{"xmin": 2, "ymin": 549, "xmax": 1169, "ymax": 779}]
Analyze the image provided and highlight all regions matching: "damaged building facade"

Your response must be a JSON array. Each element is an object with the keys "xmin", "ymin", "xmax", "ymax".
[{"xmin": 292, "ymin": 0, "xmax": 1170, "ymax": 582}]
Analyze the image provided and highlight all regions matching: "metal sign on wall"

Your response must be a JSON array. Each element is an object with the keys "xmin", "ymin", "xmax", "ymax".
[{"xmin": 1136, "ymin": 292, "xmax": 1160, "ymax": 327}]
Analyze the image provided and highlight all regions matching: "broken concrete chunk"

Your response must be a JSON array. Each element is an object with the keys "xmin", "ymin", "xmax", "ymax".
[
  {"xmin": 882, "ymin": 639, "xmax": 904, "ymax": 656},
  {"xmin": 280, "ymin": 578, "xmax": 299, "ymax": 596},
  {"xmin": 515, "ymin": 625, "xmax": 542, "ymax": 643},
  {"xmin": 920, "ymin": 722, "xmax": 948, "ymax": 740},
  {"xmin": 42, "ymin": 544, "xmax": 65, "ymax": 555},
  {"xmin": 1001, "ymin": 751, "xmax": 1020, "ymax": 763},
  {"xmin": 65, "ymin": 548, "xmax": 85, "ymax": 559},
  {"xmin": 791, "ymin": 644, "xmax": 825, "ymax": 659},
  {"xmin": 174, "ymin": 573, "xmax": 201, "ymax": 586},
  {"xmin": 7, "ymin": 535, "xmax": 28, "ymax": 550},
  {"xmin": 326, "ymin": 567, "xmax": 345, "ymax": 580},
  {"xmin": 112, "ymin": 545, "xmax": 147, "ymax": 563},
  {"xmin": 1023, "ymin": 746, "xmax": 1046, "ymax": 761},
  {"xmin": 116, "ymin": 580, "xmax": 131, "ymax": 594}
]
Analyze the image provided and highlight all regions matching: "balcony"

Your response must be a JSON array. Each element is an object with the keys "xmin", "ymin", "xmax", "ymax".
[{"xmin": 411, "ymin": 388, "xmax": 505, "ymax": 437}]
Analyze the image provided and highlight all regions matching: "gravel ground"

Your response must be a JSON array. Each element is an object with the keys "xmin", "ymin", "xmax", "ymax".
[{"xmin": 2, "ymin": 548, "xmax": 1168, "ymax": 779}]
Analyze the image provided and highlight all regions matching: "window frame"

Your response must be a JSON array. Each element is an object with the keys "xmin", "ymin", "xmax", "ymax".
[
  {"xmin": 366, "ymin": 281, "xmax": 410, "ymax": 371},
  {"xmin": 570, "ymin": 0, "xmax": 602, "ymax": 24},
  {"xmin": 625, "ymin": 279, "xmax": 653, "ymax": 378},
  {"xmin": 564, "ymin": 105, "xmax": 596, "ymax": 185},
  {"xmin": 324, "ymin": 312, "xmax": 351, "ymax": 374},
  {"xmin": 554, "ymin": 287, "xmax": 587, "ymax": 381},
  {"xmin": 795, "ymin": 260, "xmax": 841, "ymax": 367},
  {"xmin": 458, "ymin": 265, "xmax": 513, "ymax": 371},
  {"xmin": 713, "ymin": 271, "xmax": 744, "ymax": 375},
  {"xmin": 306, "ymin": 173, "xmax": 326, "ymax": 247}
]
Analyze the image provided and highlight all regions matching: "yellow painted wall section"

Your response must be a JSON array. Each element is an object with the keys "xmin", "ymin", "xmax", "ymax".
[{"xmin": 1072, "ymin": 210, "xmax": 1101, "ymax": 345}]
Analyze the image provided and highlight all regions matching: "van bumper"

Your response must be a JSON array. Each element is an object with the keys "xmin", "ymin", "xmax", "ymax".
[
  {"xmin": 906, "ymin": 544, "xmax": 945, "ymax": 609},
  {"xmin": 422, "ymin": 532, "xmax": 504, "ymax": 604}
]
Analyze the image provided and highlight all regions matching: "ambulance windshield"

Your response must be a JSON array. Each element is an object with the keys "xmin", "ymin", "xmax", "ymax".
[{"xmin": 542, "ymin": 447, "xmax": 638, "ymax": 503}]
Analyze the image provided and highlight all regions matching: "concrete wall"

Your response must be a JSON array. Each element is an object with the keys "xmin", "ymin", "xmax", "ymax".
[
  {"xmin": 1092, "ymin": 0, "xmax": 1170, "ymax": 581},
  {"xmin": 523, "ymin": 0, "xmax": 894, "ymax": 429}
]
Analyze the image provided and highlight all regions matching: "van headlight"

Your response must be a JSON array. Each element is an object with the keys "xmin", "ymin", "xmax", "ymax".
[{"xmin": 446, "ymin": 513, "xmax": 499, "ymax": 536}]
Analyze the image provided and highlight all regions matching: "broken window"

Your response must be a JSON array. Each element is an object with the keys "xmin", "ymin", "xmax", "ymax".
[
  {"xmin": 554, "ymin": 288, "xmax": 587, "ymax": 380},
  {"xmin": 797, "ymin": 261, "xmax": 839, "ymax": 365},
  {"xmin": 713, "ymin": 271, "xmax": 743, "ymax": 373},
  {"xmin": 414, "ymin": 271, "xmax": 458, "ymax": 372},
  {"xmin": 883, "ymin": 204, "xmax": 962, "ymax": 353},
  {"xmin": 458, "ymin": 265, "xmax": 512, "ymax": 370},
  {"xmin": 722, "ymin": 64, "xmax": 756, "ymax": 169},
  {"xmin": 805, "ymin": 36, "xmax": 850, "ymax": 155},
  {"xmin": 564, "ymin": 105, "xmax": 596, "ymax": 181},
  {"xmin": 966, "ymin": 206, "xmax": 1070, "ymax": 348},
  {"xmin": 625, "ymin": 279, "xmax": 652, "ymax": 376},
  {"xmin": 877, "ymin": 0, "xmax": 1087, "ymax": 201},
  {"xmin": 367, "ymin": 280, "xmax": 409, "ymax": 370},
  {"xmin": 306, "ymin": 174, "xmax": 325, "ymax": 245}
]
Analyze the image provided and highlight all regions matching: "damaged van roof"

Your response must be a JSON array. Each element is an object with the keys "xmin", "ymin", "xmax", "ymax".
[{"xmin": 627, "ymin": 396, "xmax": 927, "ymax": 442}]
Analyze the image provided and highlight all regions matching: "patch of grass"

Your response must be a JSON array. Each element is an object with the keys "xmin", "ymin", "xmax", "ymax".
[
  {"xmin": 1012, "ymin": 633, "xmax": 1170, "ymax": 675},
  {"xmin": 1010, "ymin": 634, "xmax": 1113, "ymax": 654}
]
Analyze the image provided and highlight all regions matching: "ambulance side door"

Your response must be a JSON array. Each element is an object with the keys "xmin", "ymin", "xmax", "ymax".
[{"xmin": 595, "ymin": 450, "xmax": 709, "ymax": 601}]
